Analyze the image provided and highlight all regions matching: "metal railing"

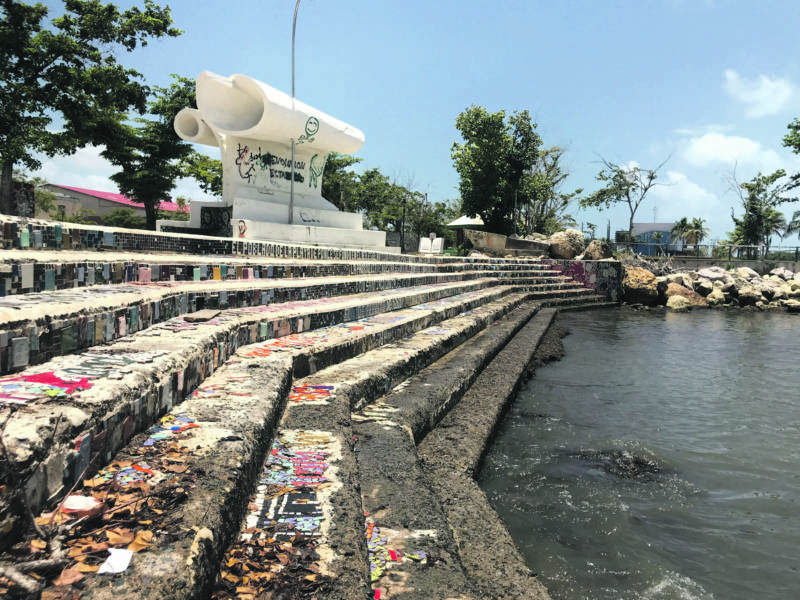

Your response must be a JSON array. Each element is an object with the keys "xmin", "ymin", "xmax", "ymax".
[{"xmin": 608, "ymin": 241, "xmax": 800, "ymax": 262}]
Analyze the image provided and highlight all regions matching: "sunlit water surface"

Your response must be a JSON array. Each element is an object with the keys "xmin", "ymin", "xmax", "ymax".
[{"xmin": 479, "ymin": 309, "xmax": 800, "ymax": 600}]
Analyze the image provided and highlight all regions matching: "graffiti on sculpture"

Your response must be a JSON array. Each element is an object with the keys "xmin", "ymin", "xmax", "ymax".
[
  {"xmin": 234, "ymin": 143, "xmax": 306, "ymax": 186},
  {"xmin": 308, "ymin": 153, "xmax": 325, "ymax": 189},
  {"xmin": 296, "ymin": 116, "xmax": 320, "ymax": 145}
]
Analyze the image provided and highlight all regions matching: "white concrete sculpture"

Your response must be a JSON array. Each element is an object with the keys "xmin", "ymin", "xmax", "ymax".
[{"xmin": 165, "ymin": 71, "xmax": 388, "ymax": 249}]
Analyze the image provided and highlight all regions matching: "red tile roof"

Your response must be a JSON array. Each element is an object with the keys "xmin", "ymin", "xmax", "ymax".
[{"xmin": 55, "ymin": 185, "xmax": 185, "ymax": 213}]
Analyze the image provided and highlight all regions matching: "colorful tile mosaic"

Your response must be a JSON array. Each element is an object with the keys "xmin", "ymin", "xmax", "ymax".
[
  {"xmin": 243, "ymin": 430, "xmax": 336, "ymax": 542},
  {"xmin": 287, "ymin": 384, "xmax": 334, "ymax": 403},
  {"xmin": 365, "ymin": 519, "xmax": 428, "ymax": 584},
  {"xmin": 0, "ymin": 371, "xmax": 93, "ymax": 406},
  {"xmin": 241, "ymin": 332, "xmax": 328, "ymax": 358}
]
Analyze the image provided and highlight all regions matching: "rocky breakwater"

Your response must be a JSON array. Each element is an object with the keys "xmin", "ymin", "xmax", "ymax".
[{"xmin": 622, "ymin": 265, "xmax": 800, "ymax": 312}]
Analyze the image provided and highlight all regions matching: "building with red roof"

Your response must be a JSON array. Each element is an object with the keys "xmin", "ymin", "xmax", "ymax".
[{"xmin": 41, "ymin": 184, "xmax": 186, "ymax": 221}]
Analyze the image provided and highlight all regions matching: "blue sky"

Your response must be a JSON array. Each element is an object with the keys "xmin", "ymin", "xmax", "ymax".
[{"xmin": 35, "ymin": 0, "xmax": 800, "ymax": 243}]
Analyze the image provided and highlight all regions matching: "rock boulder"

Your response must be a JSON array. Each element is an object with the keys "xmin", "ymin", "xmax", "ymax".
[
  {"xmin": 737, "ymin": 284, "xmax": 764, "ymax": 306},
  {"xmin": 622, "ymin": 267, "xmax": 659, "ymax": 306},
  {"xmin": 582, "ymin": 239, "xmax": 613, "ymax": 260},
  {"xmin": 666, "ymin": 295, "xmax": 692, "ymax": 311},
  {"xmin": 548, "ymin": 229, "xmax": 585, "ymax": 259},
  {"xmin": 697, "ymin": 267, "xmax": 734, "ymax": 286},
  {"xmin": 664, "ymin": 283, "xmax": 708, "ymax": 307}
]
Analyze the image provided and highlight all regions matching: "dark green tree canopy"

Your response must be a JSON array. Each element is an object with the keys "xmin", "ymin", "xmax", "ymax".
[
  {"xmin": 321, "ymin": 152, "xmax": 362, "ymax": 211},
  {"xmin": 451, "ymin": 105, "xmax": 542, "ymax": 236},
  {"xmin": 729, "ymin": 169, "xmax": 796, "ymax": 256},
  {"xmin": 101, "ymin": 75, "xmax": 196, "ymax": 230},
  {"xmin": 0, "ymin": 0, "xmax": 181, "ymax": 214}
]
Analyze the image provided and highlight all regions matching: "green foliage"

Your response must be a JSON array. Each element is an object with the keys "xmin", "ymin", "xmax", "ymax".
[
  {"xmin": 35, "ymin": 188, "xmax": 57, "ymax": 216},
  {"xmin": 59, "ymin": 207, "xmax": 96, "ymax": 224},
  {"xmin": 522, "ymin": 146, "xmax": 580, "ymax": 236},
  {"xmin": 319, "ymin": 153, "xmax": 458, "ymax": 248},
  {"xmin": 451, "ymin": 105, "xmax": 542, "ymax": 236},
  {"xmin": 102, "ymin": 75, "xmax": 195, "ymax": 230},
  {"xmin": 0, "ymin": 0, "xmax": 181, "ymax": 214},
  {"xmin": 580, "ymin": 157, "xmax": 668, "ymax": 239},
  {"xmin": 102, "ymin": 207, "xmax": 146, "ymax": 229},
  {"xmin": 670, "ymin": 216, "xmax": 710, "ymax": 246},
  {"xmin": 179, "ymin": 151, "xmax": 222, "ymax": 198},
  {"xmin": 321, "ymin": 152, "xmax": 362, "ymax": 210},
  {"xmin": 783, "ymin": 118, "xmax": 800, "ymax": 156},
  {"xmin": 730, "ymin": 169, "xmax": 795, "ymax": 256}
]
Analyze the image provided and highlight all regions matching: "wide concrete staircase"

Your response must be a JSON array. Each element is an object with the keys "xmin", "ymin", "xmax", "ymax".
[{"xmin": 0, "ymin": 218, "xmax": 618, "ymax": 600}]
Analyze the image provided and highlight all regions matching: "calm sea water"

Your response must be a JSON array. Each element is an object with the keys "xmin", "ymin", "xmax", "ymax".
[{"xmin": 479, "ymin": 309, "xmax": 800, "ymax": 600}]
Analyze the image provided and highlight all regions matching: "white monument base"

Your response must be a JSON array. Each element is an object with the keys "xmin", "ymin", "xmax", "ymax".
[
  {"xmin": 240, "ymin": 220, "xmax": 396, "ymax": 252},
  {"xmin": 157, "ymin": 201, "xmax": 397, "ymax": 253}
]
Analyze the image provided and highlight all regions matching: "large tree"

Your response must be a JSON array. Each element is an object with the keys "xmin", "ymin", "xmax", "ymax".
[
  {"xmin": 580, "ymin": 157, "xmax": 668, "ymax": 241},
  {"xmin": 0, "ymin": 0, "xmax": 181, "ymax": 215},
  {"xmin": 730, "ymin": 169, "xmax": 796, "ymax": 257},
  {"xmin": 102, "ymin": 76, "xmax": 195, "ymax": 230},
  {"xmin": 522, "ymin": 146, "xmax": 581, "ymax": 235},
  {"xmin": 451, "ymin": 105, "xmax": 542, "ymax": 236},
  {"xmin": 321, "ymin": 152, "xmax": 362, "ymax": 211}
]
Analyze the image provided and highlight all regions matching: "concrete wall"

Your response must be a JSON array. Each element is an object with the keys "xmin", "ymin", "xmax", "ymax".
[
  {"xmin": 543, "ymin": 259, "xmax": 623, "ymax": 302},
  {"xmin": 667, "ymin": 256, "xmax": 800, "ymax": 275}
]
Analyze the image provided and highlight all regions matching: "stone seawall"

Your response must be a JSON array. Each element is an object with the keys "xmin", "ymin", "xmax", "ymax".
[{"xmin": 0, "ymin": 218, "xmax": 617, "ymax": 599}]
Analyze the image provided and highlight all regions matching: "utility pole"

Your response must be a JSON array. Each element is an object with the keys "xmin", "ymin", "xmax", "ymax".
[{"xmin": 289, "ymin": 0, "xmax": 301, "ymax": 225}]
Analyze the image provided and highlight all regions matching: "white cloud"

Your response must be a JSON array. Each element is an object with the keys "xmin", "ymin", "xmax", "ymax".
[
  {"xmin": 648, "ymin": 171, "xmax": 730, "ymax": 240},
  {"xmin": 723, "ymin": 69, "xmax": 794, "ymax": 118},
  {"xmin": 34, "ymin": 146, "xmax": 117, "ymax": 191},
  {"xmin": 672, "ymin": 124, "xmax": 735, "ymax": 137},
  {"xmin": 683, "ymin": 132, "xmax": 783, "ymax": 172}
]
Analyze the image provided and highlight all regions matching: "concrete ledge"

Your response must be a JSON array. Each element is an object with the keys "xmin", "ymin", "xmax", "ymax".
[{"xmin": 417, "ymin": 309, "xmax": 558, "ymax": 600}]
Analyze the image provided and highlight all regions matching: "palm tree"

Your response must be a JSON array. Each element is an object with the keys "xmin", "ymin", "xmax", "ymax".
[
  {"xmin": 670, "ymin": 217, "xmax": 689, "ymax": 248},
  {"xmin": 761, "ymin": 207, "xmax": 786, "ymax": 257},
  {"xmin": 784, "ymin": 210, "xmax": 800, "ymax": 238},
  {"xmin": 671, "ymin": 217, "xmax": 710, "ymax": 255},
  {"xmin": 686, "ymin": 217, "xmax": 710, "ymax": 245}
]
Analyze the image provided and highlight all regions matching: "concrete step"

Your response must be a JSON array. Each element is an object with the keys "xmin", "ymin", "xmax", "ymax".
[
  {"xmin": 0, "ymin": 250, "xmax": 563, "ymax": 295},
  {"xmin": 0, "ymin": 265, "xmax": 574, "ymax": 374},
  {"xmin": 0, "ymin": 280, "xmax": 510, "ymax": 521},
  {"xmin": 0, "ymin": 287, "xmax": 535, "ymax": 599},
  {"xmin": 351, "ymin": 301, "xmax": 545, "ymax": 600},
  {"xmin": 416, "ymin": 310, "xmax": 558, "ymax": 600}
]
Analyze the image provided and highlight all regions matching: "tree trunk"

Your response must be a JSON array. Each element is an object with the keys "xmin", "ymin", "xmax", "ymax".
[
  {"xmin": 145, "ymin": 201, "xmax": 157, "ymax": 231},
  {"xmin": 0, "ymin": 161, "xmax": 14, "ymax": 216}
]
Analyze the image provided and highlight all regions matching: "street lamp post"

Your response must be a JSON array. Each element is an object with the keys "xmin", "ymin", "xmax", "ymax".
[
  {"xmin": 289, "ymin": 0, "xmax": 301, "ymax": 225},
  {"xmin": 401, "ymin": 195, "xmax": 407, "ymax": 252}
]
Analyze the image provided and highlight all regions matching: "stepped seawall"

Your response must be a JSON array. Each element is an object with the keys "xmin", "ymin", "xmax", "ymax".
[{"xmin": 0, "ymin": 217, "xmax": 620, "ymax": 600}]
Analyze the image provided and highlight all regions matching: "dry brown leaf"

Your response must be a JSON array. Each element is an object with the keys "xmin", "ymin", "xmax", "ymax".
[
  {"xmin": 235, "ymin": 586, "xmax": 257, "ymax": 594},
  {"xmin": 106, "ymin": 528, "xmax": 135, "ymax": 545},
  {"xmin": 53, "ymin": 568, "xmax": 84, "ymax": 586},
  {"xmin": 30, "ymin": 539, "xmax": 48, "ymax": 551},
  {"xmin": 36, "ymin": 511, "xmax": 70, "ymax": 527},
  {"xmin": 82, "ymin": 477, "xmax": 107, "ymax": 488},
  {"xmin": 127, "ymin": 530, "xmax": 154, "ymax": 552},
  {"xmin": 73, "ymin": 563, "xmax": 99, "ymax": 573},
  {"xmin": 163, "ymin": 464, "xmax": 189, "ymax": 473}
]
